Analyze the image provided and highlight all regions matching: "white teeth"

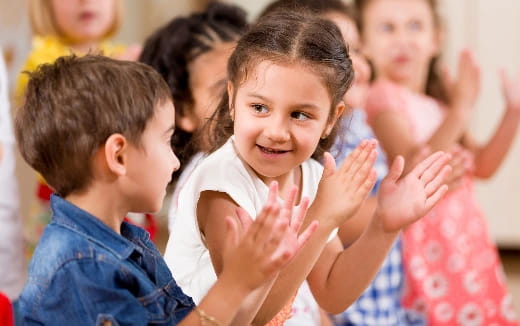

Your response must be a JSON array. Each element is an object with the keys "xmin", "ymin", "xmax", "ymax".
[{"xmin": 259, "ymin": 145, "xmax": 286, "ymax": 154}]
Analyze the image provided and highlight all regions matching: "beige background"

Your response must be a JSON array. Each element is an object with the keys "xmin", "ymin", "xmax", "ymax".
[{"xmin": 1, "ymin": 0, "xmax": 519, "ymax": 246}]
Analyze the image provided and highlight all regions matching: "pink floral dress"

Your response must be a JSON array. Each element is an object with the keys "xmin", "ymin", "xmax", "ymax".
[{"xmin": 365, "ymin": 79, "xmax": 518, "ymax": 326}]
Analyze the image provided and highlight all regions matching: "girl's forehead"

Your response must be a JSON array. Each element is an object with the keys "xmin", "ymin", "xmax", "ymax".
[
  {"xmin": 237, "ymin": 60, "xmax": 333, "ymax": 108},
  {"xmin": 364, "ymin": 0, "xmax": 434, "ymax": 21}
]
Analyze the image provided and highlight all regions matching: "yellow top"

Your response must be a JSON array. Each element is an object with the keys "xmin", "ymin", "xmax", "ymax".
[{"xmin": 16, "ymin": 35, "xmax": 124, "ymax": 102}]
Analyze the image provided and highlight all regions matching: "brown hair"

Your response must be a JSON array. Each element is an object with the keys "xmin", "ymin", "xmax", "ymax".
[
  {"xmin": 15, "ymin": 55, "xmax": 172, "ymax": 197},
  {"xmin": 259, "ymin": 0, "xmax": 357, "ymax": 22},
  {"xmin": 139, "ymin": 2, "xmax": 249, "ymax": 183},
  {"xmin": 354, "ymin": 0, "xmax": 448, "ymax": 103},
  {"xmin": 28, "ymin": 0, "xmax": 121, "ymax": 40},
  {"xmin": 207, "ymin": 10, "xmax": 354, "ymax": 160}
]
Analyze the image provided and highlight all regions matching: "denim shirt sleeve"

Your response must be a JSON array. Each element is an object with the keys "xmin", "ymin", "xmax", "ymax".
[{"xmin": 23, "ymin": 258, "xmax": 160, "ymax": 326}]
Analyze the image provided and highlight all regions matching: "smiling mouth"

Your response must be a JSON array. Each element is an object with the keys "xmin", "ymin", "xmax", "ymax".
[{"xmin": 257, "ymin": 144, "xmax": 290, "ymax": 154}]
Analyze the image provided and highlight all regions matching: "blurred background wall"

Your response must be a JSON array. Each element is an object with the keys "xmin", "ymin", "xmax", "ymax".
[{"xmin": 1, "ymin": 0, "xmax": 519, "ymax": 247}]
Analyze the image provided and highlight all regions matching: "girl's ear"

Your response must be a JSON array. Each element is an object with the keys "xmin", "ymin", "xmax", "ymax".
[
  {"xmin": 227, "ymin": 80, "xmax": 235, "ymax": 120},
  {"xmin": 104, "ymin": 133, "xmax": 128, "ymax": 176},
  {"xmin": 323, "ymin": 101, "xmax": 345, "ymax": 138}
]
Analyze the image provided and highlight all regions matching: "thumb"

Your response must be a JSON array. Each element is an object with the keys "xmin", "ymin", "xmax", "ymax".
[
  {"xmin": 386, "ymin": 155, "xmax": 405, "ymax": 183},
  {"xmin": 321, "ymin": 152, "xmax": 336, "ymax": 178}
]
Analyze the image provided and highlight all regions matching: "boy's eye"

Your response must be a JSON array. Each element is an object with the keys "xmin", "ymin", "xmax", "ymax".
[
  {"xmin": 251, "ymin": 104, "xmax": 268, "ymax": 114},
  {"xmin": 291, "ymin": 111, "xmax": 310, "ymax": 120}
]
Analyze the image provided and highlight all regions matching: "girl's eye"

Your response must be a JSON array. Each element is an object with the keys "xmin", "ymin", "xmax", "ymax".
[
  {"xmin": 291, "ymin": 111, "xmax": 310, "ymax": 120},
  {"xmin": 380, "ymin": 23, "xmax": 394, "ymax": 33},
  {"xmin": 408, "ymin": 20, "xmax": 423, "ymax": 31},
  {"xmin": 251, "ymin": 104, "xmax": 268, "ymax": 114}
]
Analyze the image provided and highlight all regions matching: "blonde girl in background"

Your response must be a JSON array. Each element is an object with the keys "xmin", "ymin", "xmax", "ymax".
[
  {"xmin": 355, "ymin": 0, "xmax": 520, "ymax": 324},
  {"xmin": 16, "ymin": 0, "xmax": 143, "ymax": 253}
]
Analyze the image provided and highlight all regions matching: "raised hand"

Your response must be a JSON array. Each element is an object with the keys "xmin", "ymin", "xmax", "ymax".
[
  {"xmin": 500, "ymin": 68, "xmax": 520, "ymax": 113},
  {"xmin": 221, "ymin": 182, "xmax": 318, "ymax": 291},
  {"xmin": 445, "ymin": 144, "xmax": 474, "ymax": 191},
  {"xmin": 311, "ymin": 139, "xmax": 378, "ymax": 229},
  {"xmin": 450, "ymin": 49, "xmax": 481, "ymax": 114},
  {"xmin": 376, "ymin": 152, "xmax": 452, "ymax": 232}
]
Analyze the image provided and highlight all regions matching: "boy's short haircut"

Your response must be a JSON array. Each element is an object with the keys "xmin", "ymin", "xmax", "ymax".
[{"xmin": 15, "ymin": 54, "xmax": 172, "ymax": 197}]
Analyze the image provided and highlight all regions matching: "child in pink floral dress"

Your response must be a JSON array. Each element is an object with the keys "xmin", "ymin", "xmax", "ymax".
[{"xmin": 356, "ymin": 0, "xmax": 520, "ymax": 324}]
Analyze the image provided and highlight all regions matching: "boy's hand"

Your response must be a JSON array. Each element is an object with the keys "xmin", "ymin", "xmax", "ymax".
[
  {"xmin": 220, "ymin": 182, "xmax": 318, "ymax": 292},
  {"xmin": 376, "ymin": 152, "xmax": 452, "ymax": 233},
  {"xmin": 311, "ymin": 140, "xmax": 378, "ymax": 229}
]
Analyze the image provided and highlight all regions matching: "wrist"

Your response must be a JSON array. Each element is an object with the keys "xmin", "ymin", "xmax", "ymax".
[
  {"xmin": 216, "ymin": 269, "xmax": 254, "ymax": 305},
  {"xmin": 306, "ymin": 203, "xmax": 339, "ymax": 234},
  {"xmin": 370, "ymin": 209, "xmax": 401, "ymax": 237}
]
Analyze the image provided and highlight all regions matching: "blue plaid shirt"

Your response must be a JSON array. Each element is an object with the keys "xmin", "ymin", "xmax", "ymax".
[{"xmin": 330, "ymin": 109, "xmax": 426, "ymax": 326}]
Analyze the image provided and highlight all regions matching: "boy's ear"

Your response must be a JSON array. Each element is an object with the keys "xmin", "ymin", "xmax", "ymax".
[
  {"xmin": 227, "ymin": 81, "xmax": 235, "ymax": 120},
  {"xmin": 323, "ymin": 101, "xmax": 345, "ymax": 138},
  {"xmin": 104, "ymin": 134, "xmax": 128, "ymax": 176}
]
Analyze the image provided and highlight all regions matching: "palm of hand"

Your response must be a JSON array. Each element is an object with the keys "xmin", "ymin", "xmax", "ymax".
[
  {"xmin": 376, "ymin": 153, "xmax": 451, "ymax": 233},
  {"xmin": 377, "ymin": 172, "xmax": 430, "ymax": 232}
]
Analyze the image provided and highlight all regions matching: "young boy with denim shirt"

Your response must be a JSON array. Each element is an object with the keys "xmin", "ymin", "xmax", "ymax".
[{"xmin": 15, "ymin": 54, "xmax": 316, "ymax": 325}]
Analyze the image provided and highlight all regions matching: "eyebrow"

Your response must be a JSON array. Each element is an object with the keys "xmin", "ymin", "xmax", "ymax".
[{"xmin": 247, "ymin": 92, "xmax": 321, "ymax": 110}]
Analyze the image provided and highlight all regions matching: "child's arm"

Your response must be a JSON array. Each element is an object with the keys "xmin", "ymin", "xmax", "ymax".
[
  {"xmin": 305, "ymin": 152, "xmax": 451, "ymax": 313},
  {"xmin": 462, "ymin": 69, "xmax": 520, "ymax": 179},
  {"xmin": 199, "ymin": 140, "xmax": 379, "ymax": 325},
  {"xmin": 180, "ymin": 183, "xmax": 317, "ymax": 326},
  {"xmin": 372, "ymin": 50, "xmax": 479, "ymax": 165}
]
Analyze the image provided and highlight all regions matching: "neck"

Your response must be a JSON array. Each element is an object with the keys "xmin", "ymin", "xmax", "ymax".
[
  {"xmin": 66, "ymin": 185, "xmax": 127, "ymax": 234},
  {"xmin": 67, "ymin": 40, "xmax": 101, "ymax": 54},
  {"xmin": 258, "ymin": 166, "xmax": 302, "ymax": 204}
]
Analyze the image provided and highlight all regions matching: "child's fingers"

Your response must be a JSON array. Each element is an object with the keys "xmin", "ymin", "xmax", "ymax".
[
  {"xmin": 253, "ymin": 204, "xmax": 281, "ymax": 245},
  {"xmin": 336, "ymin": 140, "xmax": 367, "ymax": 175},
  {"xmin": 262, "ymin": 220, "xmax": 292, "ymax": 269},
  {"xmin": 289, "ymin": 196, "xmax": 310, "ymax": 234},
  {"xmin": 425, "ymin": 184, "xmax": 449, "ymax": 212},
  {"xmin": 345, "ymin": 149, "xmax": 377, "ymax": 190},
  {"xmin": 267, "ymin": 181, "xmax": 279, "ymax": 206},
  {"xmin": 340, "ymin": 140, "xmax": 377, "ymax": 176},
  {"xmin": 419, "ymin": 152, "xmax": 451, "ymax": 185},
  {"xmin": 425, "ymin": 165, "xmax": 452, "ymax": 197},
  {"xmin": 296, "ymin": 220, "xmax": 319, "ymax": 249},
  {"xmin": 410, "ymin": 151, "xmax": 445, "ymax": 178},
  {"xmin": 281, "ymin": 186, "xmax": 298, "ymax": 223},
  {"xmin": 235, "ymin": 207, "xmax": 253, "ymax": 232},
  {"xmin": 322, "ymin": 152, "xmax": 337, "ymax": 178},
  {"xmin": 385, "ymin": 155, "xmax": 405, "ymax": 184},
  {"xmin": 245, "ymin": 203, "xmax": 273, "ymax": 242}
]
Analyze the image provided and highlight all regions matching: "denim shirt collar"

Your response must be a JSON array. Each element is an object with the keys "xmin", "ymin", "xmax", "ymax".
[{"xmin": 50, "ymin": 194, "xmax": 145, "ymax": 260}]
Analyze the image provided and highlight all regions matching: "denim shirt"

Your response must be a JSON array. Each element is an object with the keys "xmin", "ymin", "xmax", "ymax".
[{"xmin": 19, "ymin": 195, "xmax": 195, "ymax": 325}]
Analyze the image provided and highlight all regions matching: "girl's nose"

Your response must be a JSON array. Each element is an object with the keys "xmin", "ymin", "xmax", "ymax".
[{"xmin": 264, "ymin": 116, "xmax": 290, "ymax": 142}]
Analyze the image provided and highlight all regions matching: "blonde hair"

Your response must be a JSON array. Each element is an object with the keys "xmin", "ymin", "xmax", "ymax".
[{"xmin": 28, "ymin": 0, "xmax": 122, "ymax": 40}]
